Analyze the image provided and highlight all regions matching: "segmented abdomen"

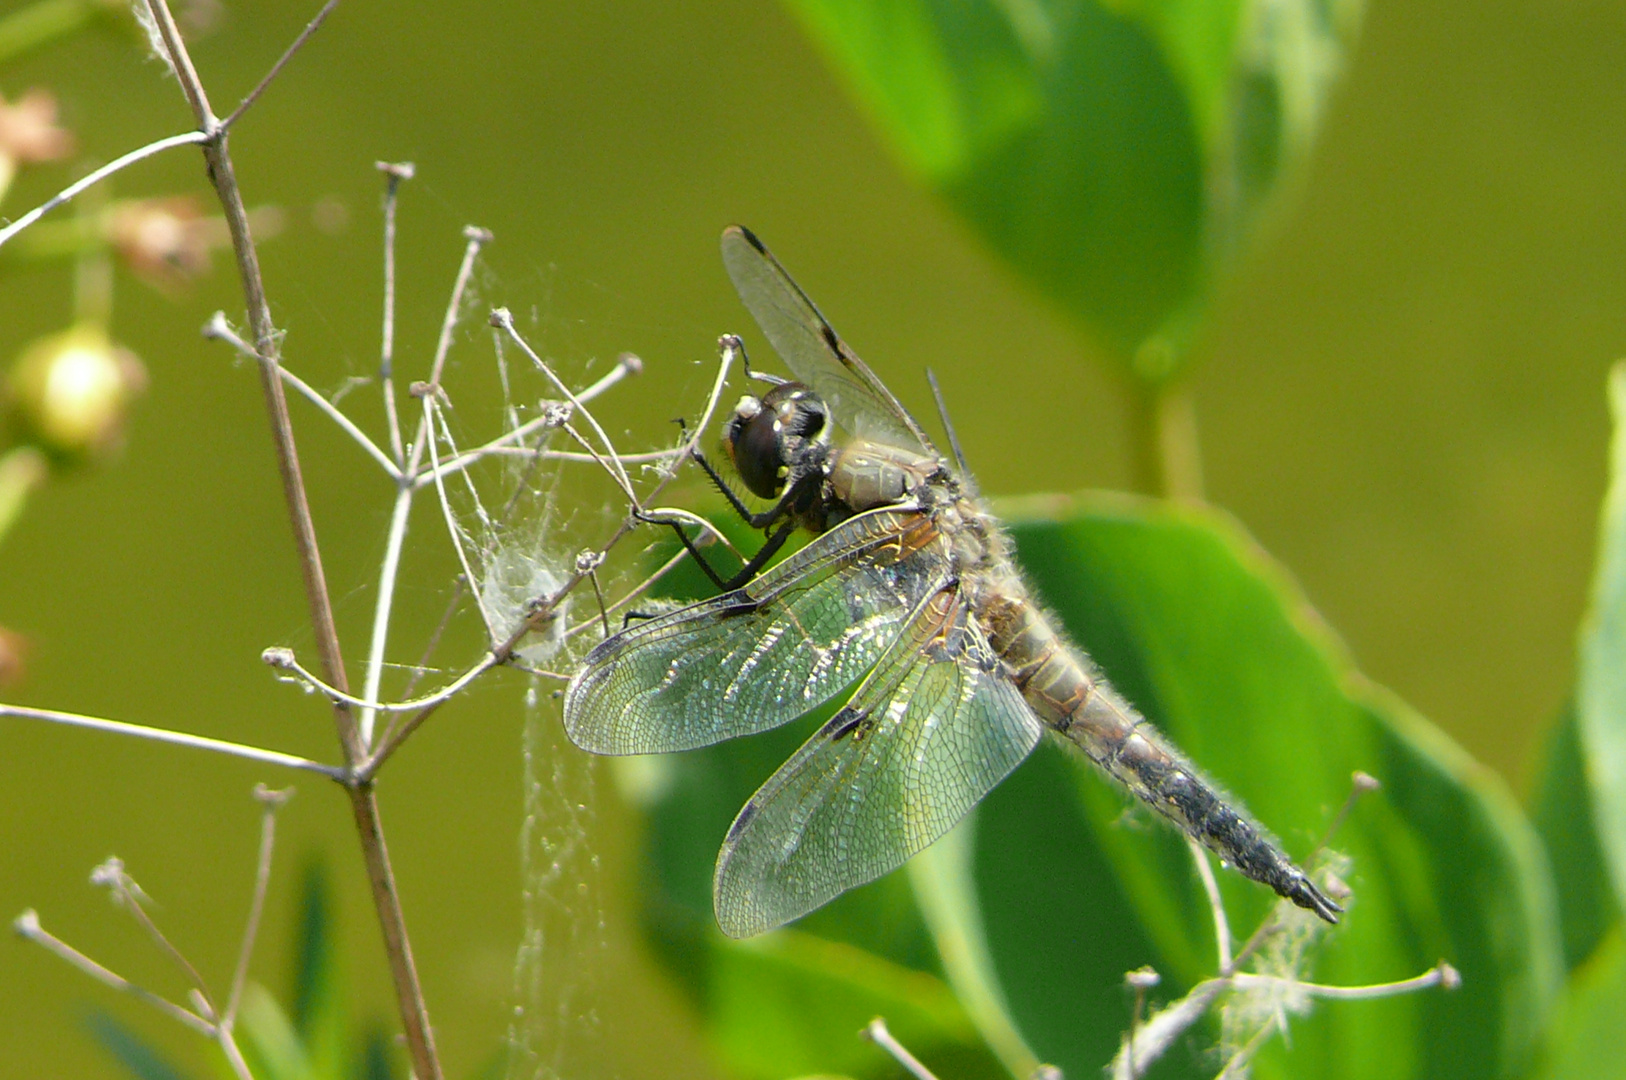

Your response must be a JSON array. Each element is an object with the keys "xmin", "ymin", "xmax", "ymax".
[{"xmin": 979, "ymin": 588, "xmax": 1341, "ymax": 922}]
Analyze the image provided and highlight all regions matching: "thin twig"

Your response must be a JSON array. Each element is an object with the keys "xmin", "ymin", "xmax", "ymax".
[
  {"xmin": 219, "ymin": 0, "xmax": 342, "ymax": 130},
  {"xmin": 577, "ymin": 351, "xmax": 643, "ymax": 403},
  {"xmin": 266, "ymin": 645, "xmax": 498, "ymax": 716},
  {"xmin": 504, "ymin": 334, "xmax": 739, "ymax": 650},
  {"xmin": 492, "ymin": 310, "xmax": 636, "ymax": 497},
  {"xmin": 862, "ymin": 1018, "xmax": 939, "ymax": 1080},
  {"xmin": 1188, "ymin": 837, "xmax": 1233, "ymax": 972},
  {"xmin": 205, "ymin": 313, "xmax": 401, "ymax": 480},
  {"xmin": 2, "ymin": 702, "xmax": 345, "ymax": 778},
  {"xmin": 361, "ymin": 481, "xmax": 414, "ymax": 747},
  {"xmin": 576, "ymin": 550, "xmax": 611, "ymax": 637},
  {"xmin": 561, "ymin": 544, "xmax": 691, "ymax": 641},
  {"xmin": 150, "ymin": 0, "xmax": 359, "ymax": 751},
  {"xmin": 13, "ymin": 911, "xmax": 213, "ymax": 1036},
  {"xmin": 1123, "ymin": 967, "xmax": 1158, "ymax": 1080},
  {"xmin": 1229, "ymin": 962, "xmax": 1459, "ymax": 1001},
  {"xmin": 1214, "ymin": 1011, "xmax": 1279, "ymax": 1080},
  {"xmin": 93, "ymin": 861, "xmax": 216, "ymax": 1012},
  {"xmin": 408, "ymin": 226, "xmax": 490, "ymax": 476},
  {"xmin": 0, "ymin": 131, "xmax": 210, "ymax": 248},
  {"xmin": 357, "ymin": 227, "xmax": 490, "ymax": 747},
  {"xmin": 225, "ymin": 785, "xmax": 292, "ymax": 1027},
  {"xmin": 422, "ymin": 392, "xmax": 498, "ymax": 637},
  {"xmin": 1312, "ymin": 771, "xmax": 1381, "ymax": 859},
  {"xmin": 359, "ymin": 694, "xmax": 452, "ymax": 781},
  {"xmin": 376, "ymin": 161, "xmax": 413, "ymax": 465}
]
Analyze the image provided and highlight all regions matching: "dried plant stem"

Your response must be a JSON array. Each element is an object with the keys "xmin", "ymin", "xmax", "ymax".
[
  {"xmin": 359, "ymin": 226, "xmax": 490, "ymax": 747},
  {"xmin": 495, "ymin": 331, "xmax": 741, "ymax": 652},
  {"xmin": 267, "ymin": 645, "xmax": 499, "ymax": 717},
  {"xmin": 376, "ymin": 162, "xmax": 412, "ymax": 464},
  {"xmin": 220, "ymin": 0, "xmax": 342, "ymax": 130},
  {"xmin": 14, "ymin": 910, "xmax": 214, "ymax": 1036},
  {"xmin": 0, "ymin": 130, "xmax": 210, "ymax": 248},
  {"xmin": 140, "ymin": 1, "xmax": 443, "ymax": 1075},
  {"xmin": 206, "ymin": 314, "xmax": 401, "ymax": 479},
  {"xmin": 862, "ymin": 1018, "xmax": 940, "ymax": 1080},
  {"xmin": 225, "ymin": 786, "xmax": 291, "ymax": 1027},
  {"xmin": 1188, "ymin": 837, "xmax": 1233, "ymax": 972},
  {"xmin": 1, "ymin": 702, "xmax": 344, "ymax": 777}
]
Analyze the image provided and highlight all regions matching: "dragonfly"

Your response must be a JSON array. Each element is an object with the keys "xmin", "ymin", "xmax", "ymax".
[{"xmin": 563, "ymin": 226, "xmax": 1342, "ymax": 939}]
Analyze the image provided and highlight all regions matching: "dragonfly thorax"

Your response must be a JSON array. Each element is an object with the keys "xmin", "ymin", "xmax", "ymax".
[{"xmin": 828, "ymin": 439, "xmax": 947, "ymax": 516}]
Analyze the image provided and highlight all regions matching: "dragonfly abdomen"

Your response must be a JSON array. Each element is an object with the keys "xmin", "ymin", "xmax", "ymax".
[{"xmin": 980, "ymin": 589, "xmax": 1342, "ymax": 923}]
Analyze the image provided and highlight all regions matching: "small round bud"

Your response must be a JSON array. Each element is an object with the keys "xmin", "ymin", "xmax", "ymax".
[{"xmin": 5, "ymin": 324, "xmax": 146, "ymax": 464}]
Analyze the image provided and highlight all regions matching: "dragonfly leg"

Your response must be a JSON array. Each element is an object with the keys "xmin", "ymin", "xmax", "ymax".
[
  {"xmin": 734, "ymin": 336, "xmax": 790, "ymax": 387},
  {"xmin": 633, "ymin": 506, "xmax": 799, "ymax": 593},
  {"xmin": 691, "ymin": 445, "xmax": 784, "ymax": 529},
  {"xmin": 717, "ymin": 517, "xmax": 797, "ymax": 590}
]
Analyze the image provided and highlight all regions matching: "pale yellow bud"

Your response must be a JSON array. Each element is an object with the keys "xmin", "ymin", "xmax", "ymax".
[{"xmin": 6, "ymin": 325, "xmax": 146, "ymax": 463}]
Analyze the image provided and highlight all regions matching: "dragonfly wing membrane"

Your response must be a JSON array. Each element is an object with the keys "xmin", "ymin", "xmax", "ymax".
[
  {"xmin": 721, "ymin": 225, "xmax": 935, "ymax": 453},
  {"xmin": 712, "ymin": 583, "xmax": 1044, "ymax": 938},
  {"xmin": 563, "ymin": 508, "xmax": 948, "ymax": 755}
]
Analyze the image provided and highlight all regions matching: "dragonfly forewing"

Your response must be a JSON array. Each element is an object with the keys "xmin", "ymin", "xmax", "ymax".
[
  {"xmin": 721, "ymin": 225, "xmax": 935, "ymax": 454},
  {"xmin": 713, "ymin": 584, "xmax": 1044, "ymax": 938},
  {"xmin": 564, "ymin": 508, "xmax": 948, "ymax": 755}
]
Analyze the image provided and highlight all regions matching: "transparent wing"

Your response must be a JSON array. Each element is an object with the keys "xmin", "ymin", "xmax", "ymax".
[
  {"xmin": 563, "ymin": 508, "xmax": 949, "ymax": 755},
  {"xmin": 722, "ymin": 225, "xmax": 936, "ymax": 453},
  {"xmin": 712, "ymin": 584, "xmax": 1044, "ymax": 938}
]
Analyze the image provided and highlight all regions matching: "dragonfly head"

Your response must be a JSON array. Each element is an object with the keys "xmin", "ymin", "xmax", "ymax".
[{"xmin": 724, "ymin": 381, "xmax": 830, "ymax": 500}]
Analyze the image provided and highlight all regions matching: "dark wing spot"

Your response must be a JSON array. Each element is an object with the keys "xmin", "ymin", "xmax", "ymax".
[
  {"xmin": 827, "ymin": 709, "xmax": 870, "ymax": 742},
  {"xmin": 725, "ymin": 799, "xmax": 758, "ymax": 842},
  {"xmin": 716, "ymin": 593, "xmax": 762, "ymax": 618},
  {"xmin": 821, "ymin": 323, "xmax": 842, "ymax": 355}
]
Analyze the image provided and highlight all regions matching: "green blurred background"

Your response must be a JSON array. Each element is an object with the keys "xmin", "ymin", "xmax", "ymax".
[{"xmin": 1, "ymin": 0, "xmax": 1622, "ymax": 1076}]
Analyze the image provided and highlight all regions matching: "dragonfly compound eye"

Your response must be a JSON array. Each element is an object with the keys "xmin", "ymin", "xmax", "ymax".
[{"xmin": 726, "ymin": 395, "xmax": 792, "ymax": 499}]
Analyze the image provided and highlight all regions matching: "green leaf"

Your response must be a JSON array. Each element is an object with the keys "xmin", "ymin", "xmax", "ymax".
[
  {"xmin": 1539, "ymin": 927, "xmax": 1626, "ymax": 1080},
  {"xmin": 239, "ymin": 984, "xmax": 314, "ymax": 1080},
  {"xmin": 85, "ymin": 1011, "xmax": 201, "ymax": 1080},
  {"xmin": 1575, "ymin": 363, "xmax": 1626, "ymax": 915},
  {"xmin": 782, "ymin": 0, "xmax": 1361, "ymax": 375},
  {"xmin": 291, "ymin": 861, "xmax": 350, "ymax": 1080},
  {"xmin": 1530, "ymin": 701, "xmax": 1620, "ymax": 971},
  {"xmin": 967, "ymin": 492, "xmax": 1564, "ymax": 1079},
  {"xmin": 707, "ymin": 928, "xmax": 988, "ymax": 1080}
]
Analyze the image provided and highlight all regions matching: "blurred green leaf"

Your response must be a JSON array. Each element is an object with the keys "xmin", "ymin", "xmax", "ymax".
[
  {"xmin": 708, "ymin": 928, "xmax": 980, "ymax": 1080},
  {"xmin": 782, "ymin": 0, "xmax": 1361, "ymax": 375},
  {"xmin": 1530, "ymin": 701, "xmax": 1620, "ymax": 971},
  {"xmin": 965, "ymin": 492, "xmax": 1563, "ymax": 1079},
  {"xmin": 0, "ymin": 0, "xmax": 109, "ymax": 66},
  {"xmin": 86, "ymin": 1011, "xmax": 200, "ymax": 1080},
  {"xmin": 1539, "ymin": 927, "xmax": 1626, "ymax": 1080},
  {"xmin": 1574, "ymin": 363, "xmax": 1626, "ymax": 915},
  {"xmin": 290, "ymin": 861, "xmax": 348, "ymax": 1079},
  {"xmin": 233, "ymin": 862, "xmax": 397, "ymax": 1080},
  {"xmin": 240, "ymin": 984, "xmax": 315, "ymax": 1080}
]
